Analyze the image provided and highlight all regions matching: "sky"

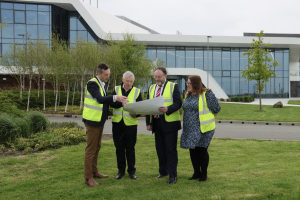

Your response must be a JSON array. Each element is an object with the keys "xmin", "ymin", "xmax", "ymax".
[{"xmin": 97, "ymin": 0, "xmax": 300, "ymax": 36}]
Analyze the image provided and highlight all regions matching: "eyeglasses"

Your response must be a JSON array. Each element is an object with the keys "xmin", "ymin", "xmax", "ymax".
[
  {"xmin": 154, "ymin": 76, "xmax": 163, "ymax": 79},
  {"xmin": 186, "ymin": 82, "xmax": 192, "ymax": 85}
]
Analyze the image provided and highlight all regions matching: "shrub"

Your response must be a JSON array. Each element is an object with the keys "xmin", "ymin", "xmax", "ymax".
[
  {"xmin": 24, "ymin": 112, "xmax": 49, "ymax": 134},
  {"xmin": 220, "ymin": 98, "xmax": 225, "ymax": 101},
  {"xmin": 0, "ymin": 113, "xmax": 20, "ymax": 143},
  {"xmin": 230, "ymin": 96, "xmax": 236, "ymax": 102},
  {"xmin": 13, "ymin": 117, "xmax": 31, "ymax": 138},
  {"xmin": 226, "ymin": 98, "xmax": 231, "ymax": 102}
]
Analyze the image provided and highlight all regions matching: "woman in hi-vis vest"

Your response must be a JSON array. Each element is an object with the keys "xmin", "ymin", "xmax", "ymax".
[{"xmin": 180, "ymin": 75, "xmax": 221, "ymax": 182}]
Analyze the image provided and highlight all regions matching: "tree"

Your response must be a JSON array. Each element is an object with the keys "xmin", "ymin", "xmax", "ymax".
[{"xmin": 242, "ymin": 30, "xmax": 278, "ymax": 111}]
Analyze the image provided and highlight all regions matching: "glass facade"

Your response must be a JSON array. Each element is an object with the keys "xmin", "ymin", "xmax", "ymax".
[{"xmin": 146, "ymin": 46, "xmax": 290, "ymax": 98}]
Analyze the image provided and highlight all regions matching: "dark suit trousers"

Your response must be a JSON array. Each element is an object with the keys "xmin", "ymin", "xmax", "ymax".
[
  {"xmin": 153, "ymin": 118, "xmax": 178, "ymax": 177},
  {"xmin": 112, "ymin": 119, "xmax": 137, "ymax": 174}
]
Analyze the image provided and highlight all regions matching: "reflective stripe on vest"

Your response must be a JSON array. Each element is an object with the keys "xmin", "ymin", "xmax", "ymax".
[
  {"xmin": 82, "ymin": 78, "xmax": 104, "ymax": 122},
  {"xmin": 112, "ymin": 86, "xmax": 140, "ymax": 126},
  {"xmin": 198, "ymin": 91, "xmax": 215, "ymax": 133},
  {"xmin": 149, "ymin": 81, "xmax": 180, "ymax": 123}
]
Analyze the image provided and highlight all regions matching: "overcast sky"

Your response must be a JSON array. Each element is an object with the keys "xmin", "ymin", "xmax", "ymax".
[{"xmin": 98, "ymin": 0, "xmax": 299, "ymax": 36}]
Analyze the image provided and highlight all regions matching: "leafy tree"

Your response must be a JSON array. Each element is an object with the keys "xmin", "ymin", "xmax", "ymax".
[{"xmin": 242, "ymin": 30, "xmax": 278, "ymax": 111}]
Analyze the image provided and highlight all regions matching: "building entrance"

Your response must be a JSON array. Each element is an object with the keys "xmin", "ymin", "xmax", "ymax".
[{"xmin": 291, "ymin": 81, "xmax": 300, "ymax": 97}]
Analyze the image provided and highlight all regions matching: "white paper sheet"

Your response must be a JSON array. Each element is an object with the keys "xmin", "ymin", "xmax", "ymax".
[{"xmin": 123, "ymin": 96, "xmax": 164, "ymax": 115}]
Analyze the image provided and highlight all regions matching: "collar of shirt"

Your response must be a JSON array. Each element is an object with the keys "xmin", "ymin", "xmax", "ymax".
[
  {"xmin": 155, "ymin": 82, "xmax": 165, "ymax": 96},
  {"xmin": 122, "ymin": 84, "xmax": 132, "ymax": 93},
  {"xmin": 96, "ymin": 76, "xmax": 106, "ymax": 95}
]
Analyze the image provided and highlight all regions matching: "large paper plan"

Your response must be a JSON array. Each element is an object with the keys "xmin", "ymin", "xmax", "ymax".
[{"xmin": 123, "ymin": 96, "xmax": 164, "ymax": 115}]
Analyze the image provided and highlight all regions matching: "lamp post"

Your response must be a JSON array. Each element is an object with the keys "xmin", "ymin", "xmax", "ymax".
[
  {"xmin": 207, "ymin": 36, "xmax": 212, "ymax": 88},
  {"xmin": 18, "ymin": 34, "xmax": 25, "ymax": 90}
]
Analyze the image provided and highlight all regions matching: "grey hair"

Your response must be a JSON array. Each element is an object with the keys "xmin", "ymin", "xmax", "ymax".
[{"xmin": 123, "ymin": 71, "xmax": 135, "ymax": 80}]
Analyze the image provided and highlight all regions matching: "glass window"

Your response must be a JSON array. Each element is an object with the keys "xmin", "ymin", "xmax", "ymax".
[
  {"xmin": 222, "ymin": 71, "xmax": 230, "ymax": 77},
  {"xmin": 240, "ymin": 80, "xmax": 248, "ymax": 96},
  {"xmin": 146, "ymin": 47, "xmax": 156, "ymax": 61},
  {"xmin": 213, "ymin": 48, "xmax": 221, "ymax": 70},
  {"xmin": 231, "ymin": 49, "xmax": 239, "ymax": 70},
  {"xmin": 204, "ymin": 49, "xmax": 212, "ymax": 71},
  {"xmin": 53, "ymin": 13, "xmax": 61, "ymax": 27},
  {"xmin": 214, "ymin": 77, "xmax": 222, "ymax": 89},
  {"xmin": 222, "ymin": 50, "xmax": 230, "ymax": 70},
  {"xmin": 14, "ymin": 3, "xmax": 25, "ymax": 10},
  {"xmin": 195, "ymin": 48, "xmax": 203, "ymax": 70},
  {"xmin": 2, "ymin": 38, "xmax": 14, "ymax": 43},
  {"xmin": 14, "ymin": 10, "xmax": 25, "ymax": 23},
  {"xmin": 77, "ymin": 31, "xmax": 88, "ymax": 42},
  {"xmin": 2, "ymin": 9, "xmax": 14, "ymax": 23},
  {"xmin": 26, "ymin": 11, "xmax": 37, "ymax": 24},
  {"xmin": 240, "ymin": 49, "xmax": 248, "ymax": 70},
  {"xmin": 283, "ymin": 71, "xmax": 289, "ymax": 77},
  {"xmin": 213, "ymin": 71, "xmax": 221, "ymax": 76},
  {"xmin": 70, "ymin": 31, "xmax": 76, "ymax": 43},
  {"xmin": 38, "ymin": 25, "xmax": 50, "ymax": 39},
  {"xmin": 2, "ymin": 23, "xmax": 13, "ymax": 38},
  {"xmin": 70, "ymin": 15, "xmax": 77, "ymax": 30},
  {"xmin": 186, "ymin": 47, "xmax": 194, "ymax": 68},
  {"xmin": 14, "ymin": 24, "xmax": 26, "ymax": 39},
  {"xmin": 231, "ymin": 77, "xmax": 239, "ymax": 96},
  {"xmin": 249, "ymin": 80, "xmax": 256, "ymax": 96},
  {"xmin": 231, "ymin": 71, "xmax": 240, "ymax": 77},
  {"xmin": 275, "ymin": 78, "xmax": 284, "ymax": 97},
  {"xmin": 78, "ymin": 18, "xmax": 86, "ymax": 31},
  {"xmin": 1, "ymin": 43, "xmax": 12, "ymax": 55},
  {"xmin": 27, "ymin": 25, "xmax": 38, "ymax": 39},
  {"xmin": 87, "ymin": 31, "xmax": 97, "ymax": 43},
  {"xmin": 157, "ymin": 47, "xmax": 166, "ymax": 65},
  {"xmin": 167, "ymin": 47, "xmax": 175, "ymax": 68},
  {"xmin": 1, "ymin": 2, "xmax": 13, "ymax": 9},
  {"xmin": 283, "ymin": 78, "xmax": 289, "ymax": 97},
  {"xmin": 26, "ymin": 4, "xmax": 37, "ymax": 11},
  {"xmin": 270, "ymin": 77, "xmax": 275, "ymax": 96},
  {"xmin": 91, "ymin": 0, "xmax": 98, "ymax": 8},
  {"xmin": 283, "ymin": 52, "xmax": 289, "ymax": 70},
  {"xmin": 275, "ymin": 49, "xmax": 283, "ymax": 70},
  {"xmin": 222, "ymin": 77, "xmax": 230, "ymax": 95},
  {"xmin": 38, "ymin": 5, "xmax": 50, "ymax": 12},
  {"xmin": 275, "ymin": 71, "xmax": 283, "ymax": 78},
  {"xmin": 176, "ymin": 50, "xmax": 185, "ymax": 68},
  {"xmin": 38, "ymin": 12, "xmax": 50, "ymax": 25}
]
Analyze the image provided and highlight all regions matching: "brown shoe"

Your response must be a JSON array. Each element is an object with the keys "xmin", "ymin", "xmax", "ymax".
[
  {"xmin": 85, "ymin": 178, "xmax": 99, "ymax": 187},
  {"xmin": 93, "ymin": 172, "xmax": 108, "ymax": 178}
]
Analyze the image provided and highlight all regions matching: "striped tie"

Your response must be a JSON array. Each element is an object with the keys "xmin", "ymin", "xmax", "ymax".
[{"xmin": 154, "ymin": 85, "xmax": 162, "ymax": 118}]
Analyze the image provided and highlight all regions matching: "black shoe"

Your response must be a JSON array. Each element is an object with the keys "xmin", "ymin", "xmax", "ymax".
[
  {"xmin": 198, "ymin": 174, "xmax": 207, "ymax": 182},
  {"xmin": 156, "ymin": 174, "xmax": 168, "ymax": 178},
  {"xmin": 168, "ymin": 176, "xmax": 177, "ymax": 184},
  {"xmin": 115, "ymin": 173, "xmax": 125, "ymax": 180},
  {"xmin": 129, "ymin": 173, "xmax": 137, "ymax": 180},
  {"xmin": 188, "ymin": 174, "xmax": 201, "ymax": 180}
]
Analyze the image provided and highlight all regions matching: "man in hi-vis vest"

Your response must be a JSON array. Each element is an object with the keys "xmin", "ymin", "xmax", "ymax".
[
  {"xmin": 110, "ymin": 71, "xmax": 143, "ymax": 180},
  {"xmin": 82, "ymin": 63, "xmax": 127, "ymax": 187},
  {"xmin": 146, "ymin": 67, "xmax": 182, "ymax": 184}
]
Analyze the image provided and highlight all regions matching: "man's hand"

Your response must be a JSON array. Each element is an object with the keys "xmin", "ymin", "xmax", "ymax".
[
  {"xmin": 147, "ymin": 125, "xmax": 152, "ymax": 131},
  {"xmin": 122, "ymin": 99, "xmax": 129, "ymax": 106},
  {"xmin": 158, "ymin": 106, "xmax": 168, "ymax": 113},
  {"xmin": 130, "ymin": 113, "xmax": 136, "ymax": 118},
  {"xmin": 116, "ymin": 95, "xmax": 128, "ymax": 102}
]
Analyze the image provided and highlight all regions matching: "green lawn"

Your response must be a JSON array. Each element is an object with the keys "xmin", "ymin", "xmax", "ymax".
[
  {"xmin": 1, "ymin": 135, "xmax": 300, "ymax": 200},
  {"xmin": 216, "ymin": 103, "xmax": 300, "ymax": 122},
  {"xmin": 288, "ymin": 100, "xmax": 300, "ymax": 105}
]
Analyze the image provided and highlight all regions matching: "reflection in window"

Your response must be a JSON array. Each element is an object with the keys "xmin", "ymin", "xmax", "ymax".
[
  {"xmin": 14, "ymin": 24, "xmax": 26, "ymax": 38},
  {"xmin": 275, "ymin": 50, "xmax": 283, "ymax": 70},
  {"xmin": 222, "ymin": 77, "xmax": 230, "ymax": 95},
  {"xmin": 157, "ymin": 47, "xmax": 166, "ymax": 65},
  {"xmin": 14, "ymin": 3, "xmax": 26, "ymax": 10},
  {"xmin": 26, "ymin": 11, "xmax": 37, "ymax": 24},
  {"xmin": 213, "ymin": 48, "xmax": 221, "ymax": 70},
  {"xmin": 213, "ymin": 71, "xmax": 221, "ymax": 76},
  {"xmin": 231, "ymin": 77, "xmax": 239, "ymax": 96},
  {"xmin": 78, "ymin": 18, "xmax": 86, "ymax": 31},
  {"xmin": 2, "ymin": 24, "xmax": 14, "ymax": 38},
  {"xmin": 2, "ymin": 9, "xmax": 14, "ymax": 23},
  {"xmin": 38, "ymin": 5, "xmax": 50, "ymax": 12},
  {"xmin": 186, "ymin": 48, "xmax": 194, "ymax": 68},
  {"xmin": 1, "ymin": 43, "xmax": 12, "ymax": 55},
  {"xmin": 240, "ymin": 49, "xmax": 248, "ymax": 70},
  {"xmin": 15, "ymin": 11, "xmax": 25, "ymax": 23},
  {"xmin": 147, "ymin": 48, "xmax": 156, "ymax": 61},
  {"xmin": 284, "ymin": 53, "xmax": 289, "ymax": 71},
  {"xmin": 38, "ymin": 12, "xmax": 50, "ymax": 25},
  {"xmin": 222, "ymin": 50, "xmax": 230, "ymax": 70},
  {"xmin": 167, "ymin": 47, "xmax": 175, "ymax": 68},
  {"xmin": 195, "ymin": 48, "xmax": 203, "ymax": 70},
  {"xmin": 222, "ymin": 71, "xmax": 230, "ymax": 77},
  {"xmin": 38, "ymin": 25, "xmax": 50, "ymax": 39},
  {"xmin": 26, "ymin": 4, "xmax": 37, "ymax": 11},
  {"xmin": 176, "ymin": 50, "xmax": 185, "ymax": 68},
  {"xmin": 1, "ymin": 2, "xmax": 13, "ymax": 9},
  {"xmin": 27, "ymin": 25, "xmax": 38, "ymax": 39},
  {"xmin": 203, "ymin": 49, "xmax": 212, "ymax": 71}
]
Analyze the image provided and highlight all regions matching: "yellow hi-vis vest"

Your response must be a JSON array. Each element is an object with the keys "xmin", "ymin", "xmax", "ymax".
[
  {"xmin": 149, "ymin": 81, "xmax": 180, "ymax": 123},
  {"xmin": 82, "ymin": 77, "xmax": 104, "ymax": 122},
  {"xmin": 112, "ymin": 86, "xmax": 140, "ymax": 126},
  {"xmin": 198, "ymin": 91, "xmax": 215, "ymax": 133}
]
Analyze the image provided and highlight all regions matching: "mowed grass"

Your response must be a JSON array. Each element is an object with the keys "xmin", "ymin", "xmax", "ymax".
[
  {"xmin": 216, "ymin": 103, "xmax": 300, "ymax": 122},
  {"xmin": 1, "ymin": 135, "xmax": 300, "ymax": 200},
  {"xmin": 288, "ymin": 100, "xmax": 300, "ymax": 105}
]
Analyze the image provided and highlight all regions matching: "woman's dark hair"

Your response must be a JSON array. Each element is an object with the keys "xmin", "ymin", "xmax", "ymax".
[{"xmin": 186, "ymin": 75, "xmax": 210, "ymax": 97}]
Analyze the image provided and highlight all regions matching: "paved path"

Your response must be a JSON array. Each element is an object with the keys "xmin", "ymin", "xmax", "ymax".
[{"xmin": 47, "ymin": 117, "xmax": 300, "ymax": 141}]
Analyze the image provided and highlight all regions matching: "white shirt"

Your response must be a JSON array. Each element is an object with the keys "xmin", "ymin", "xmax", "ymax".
[{"xmin": 154, "ymin": 83, "xmax": 165, "ymax": 97}]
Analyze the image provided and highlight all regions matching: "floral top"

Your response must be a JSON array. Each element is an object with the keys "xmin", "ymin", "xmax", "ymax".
[{"xmin": 180, "ymin": 91, "xmax": 221, "ymax": 149}]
